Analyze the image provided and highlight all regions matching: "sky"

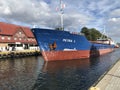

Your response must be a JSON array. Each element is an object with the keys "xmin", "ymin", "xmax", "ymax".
[{"xmin": 0, "ymin": 0, "xmax": 120, "ymax": 42}]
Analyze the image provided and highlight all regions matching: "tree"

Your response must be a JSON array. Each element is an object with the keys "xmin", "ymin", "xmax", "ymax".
[
  {"xmin": 81, "ymin": 27, "xmax": 107, "ymax": 41},
  {"xmin": 90, "ymin": 28, "xmax": 101, "ymax": 41},
  {"xmin": 81, "ymin": 27, "xmax": 91, "ymax": 40}
]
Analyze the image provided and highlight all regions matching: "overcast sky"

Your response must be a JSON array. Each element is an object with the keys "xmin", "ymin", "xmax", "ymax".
[{"xmin": 0, "ymin": 0, "xmax": 120, "ymax": 42}]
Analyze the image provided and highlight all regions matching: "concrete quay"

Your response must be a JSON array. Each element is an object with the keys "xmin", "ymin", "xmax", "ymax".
[
  {"xmin": 89, "ymin": 59, "xmax": 120, "ymax": 90},
  {"xmin": 0, "ymin": 50, "xmax": 41, "ymax": 59}
]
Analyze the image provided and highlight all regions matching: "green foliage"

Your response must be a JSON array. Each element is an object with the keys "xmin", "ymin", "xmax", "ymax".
[
  {"xmin": 81, "ymin": 27, "xmax": 91, "ymax": 40},
  {"xmin": 81, "ymin": 27, "xmax": 107, "ymax": 41}
]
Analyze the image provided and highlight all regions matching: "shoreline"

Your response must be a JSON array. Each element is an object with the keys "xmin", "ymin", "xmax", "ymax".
[
  {"xmin": 89, "ymin": 58, "xmax": 120, "ymax": 90},
  {"xmin": 0, "ymin": 50, "xmax": 41, "ymax": 59}
]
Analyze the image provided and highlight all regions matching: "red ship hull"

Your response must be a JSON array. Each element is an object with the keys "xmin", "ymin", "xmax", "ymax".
[
  {"xmin": 42, "ymin": 50, "xmax": 90, "ymax": 61},
  {"xmin": 42, "ymin": 48, "xmax": 114, "ymax": 61},
  {"xmin": 99, "ymin": 48, "xmax": 114, "ymax": 55}
]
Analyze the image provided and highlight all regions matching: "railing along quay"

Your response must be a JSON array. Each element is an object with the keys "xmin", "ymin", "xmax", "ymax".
[{"xmin": 0, "ymin": 50, "xmax": 41, "ymax": 59}]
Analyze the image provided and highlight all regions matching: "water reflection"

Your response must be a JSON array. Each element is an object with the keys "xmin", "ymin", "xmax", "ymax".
[
  {"xmin": 32, "ymin": 59, "xmax": 91, "ymax": 90},
  {"xmin": 0, "ymin": 56, "xmax": 44, "ymax": 90},
  {"xmin": 42, "ymin": 59, "xmax": 90, "ymax": 74},
  {"xmin": 32, "ymin": 49, "xmax": 120, "ymax": 90},
  {"xmin": 0, "ymin": 48, "xmax": 120, "ymax": 90},
  {"xmin": 32, "ymin": 58, "xmax": 104, "ymax": 90}
]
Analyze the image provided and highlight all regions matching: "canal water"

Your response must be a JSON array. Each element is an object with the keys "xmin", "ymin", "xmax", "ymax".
[{"xmin": 0, "ymin": 48, "xmax": 120, "ymax": 90}]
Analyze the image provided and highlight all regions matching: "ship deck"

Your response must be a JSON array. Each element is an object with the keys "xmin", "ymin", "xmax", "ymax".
[{"xmin": 89, "ymin": 59, "xmax": 120, "ymax": 90}]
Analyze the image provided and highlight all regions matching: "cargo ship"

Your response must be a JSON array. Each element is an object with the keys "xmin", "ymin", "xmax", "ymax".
[
  {"xmin": 31, "ymin": 28, "xmax": 114, "ymax": 61},
  {"xmin": 31, "ymin": 0, "xmax": 114, "ymax": 61}
]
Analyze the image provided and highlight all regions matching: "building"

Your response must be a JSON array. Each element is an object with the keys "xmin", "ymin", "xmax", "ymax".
[{"xmin": 0, "ymin": 22, "xmax": 38, "ymax": 51}]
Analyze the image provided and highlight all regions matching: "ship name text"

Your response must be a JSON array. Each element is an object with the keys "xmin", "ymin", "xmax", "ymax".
[{"xmin": 63, "ymin": 39, "xmax": 75, "ymax": 43}]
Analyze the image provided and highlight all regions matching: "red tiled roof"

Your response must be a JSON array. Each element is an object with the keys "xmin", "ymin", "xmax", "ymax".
[
  {"xmin": 0, "ymin": 39, "xmax": 37, "ymax": 44},
  {"xmin": 21, "ymin": 26, "xmax": 34, "ymax": 38},
  {"xmin": 0, "ymin": 22, "xmax": 34, "ymax": 37}
]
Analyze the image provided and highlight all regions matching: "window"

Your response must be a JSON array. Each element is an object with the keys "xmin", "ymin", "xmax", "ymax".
[
  {"xmin": 24, "ymin": 38, "xmax": 27, "ymax": 41},
  {"xmin": 19, "ymin": 31, "xmax": 22, "ymax": 34},
  {"xmin": 8, "ymin": 37, "xmax": 11, "ymax": 40},
  {"xmin": 16, "ymin": 44, "xmax": 23, "ymax": 47},
  {"xmin": 14, "ymin": 37, "xmax": 17, "ymax": 40},
  {"xmin": 19, "ymin": 38, "xmax": 21, "ymax": 40},
  {"xmin": 28, "ymin": 38, "xmax": 30, "ymax": 41},
  {"xmin": 2, "ymin": 36, "xmax": 4, "ymax": 40}
]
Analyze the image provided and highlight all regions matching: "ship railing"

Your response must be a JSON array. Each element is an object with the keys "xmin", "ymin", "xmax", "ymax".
[{"xmin": 70, "ymin": 32, "xmax": 84, "ymax": 35}]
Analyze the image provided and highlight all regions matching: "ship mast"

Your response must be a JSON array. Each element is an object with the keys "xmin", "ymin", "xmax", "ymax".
[
  {"xmin": 60, "ymin": 0, "xmax": 64, "ymax": 30},
  {"xmin": 99, "ymin": 26, "xmax": 109, "ymax": 40},
  {"xmin": 102, "ymin": 26, "xmax": 107, "ymax": 39}
]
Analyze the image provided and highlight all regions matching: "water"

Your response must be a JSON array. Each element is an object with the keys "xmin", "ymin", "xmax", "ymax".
[{"xmin": 0, "ymin": 48, "xmax": 120, "ymax": 90}]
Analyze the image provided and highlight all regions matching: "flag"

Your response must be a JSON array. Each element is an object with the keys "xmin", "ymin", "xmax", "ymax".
[
  {"xmin": 61, "ymin": 4, "xmax": 65, "ymax": 9},
  {"xmin": 56, "ymin": 7, "xmax": 59, "ymax": 11}
]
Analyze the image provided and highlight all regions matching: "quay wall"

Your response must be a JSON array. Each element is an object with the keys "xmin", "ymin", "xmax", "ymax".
[{"xmin": 0, "ymin": 50, "xmax": 41, "ymax": 59}]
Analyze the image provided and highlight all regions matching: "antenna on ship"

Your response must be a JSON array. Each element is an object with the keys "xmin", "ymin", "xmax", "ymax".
[
  {"xmin": 60, "ymin": 0, "xmax": 65, "ymax": 30},
  {"xmin": 100, "ymin": 26, "xmax": 108, "ymax": 40}
]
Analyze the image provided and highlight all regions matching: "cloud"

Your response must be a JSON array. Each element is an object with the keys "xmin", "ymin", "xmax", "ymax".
[
  {"xmin": 0, "ymin": 0, "xmax": 51, "ymax": 25},
  {"xmin": 110, "ymin": 9, "xmax": 120, "ymax": 18},
  {"xmin": 106, "ymin": 7, "xmax": 120, "ymax": 42},
  {"xmin": 107, "ymin": 17, "xmax": 120, "ymax": 40},
  {"xmin": 0, "ymin": 0, "xmax": 120, "ymax": 42},
  {"xmin": 0, "ymin": 0, "xmax": 93, "ymax": 27}
]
